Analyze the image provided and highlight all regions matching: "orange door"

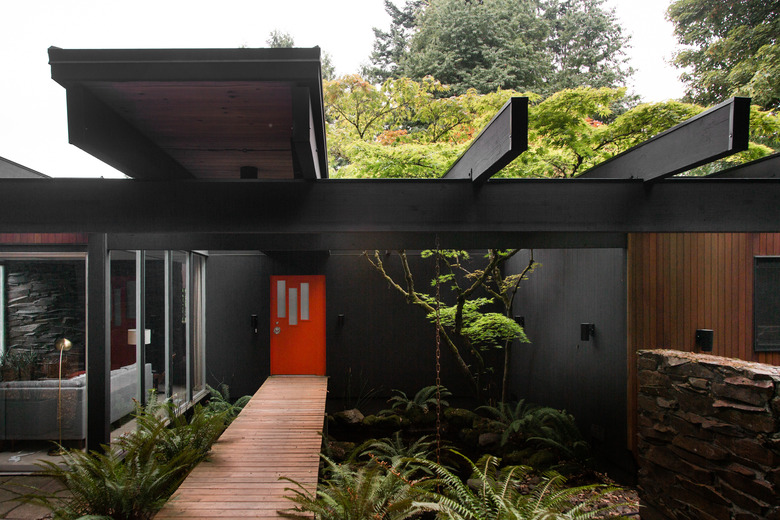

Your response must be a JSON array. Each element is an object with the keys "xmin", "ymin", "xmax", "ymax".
[{"xmin": 270, "ymin": 275, "xmax": 326, "ymax": 375}]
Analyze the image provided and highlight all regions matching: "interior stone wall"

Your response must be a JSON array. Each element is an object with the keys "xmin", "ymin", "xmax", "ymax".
[
  {"xmin": 4, "ymin": 262, "xmax": 86, "ymax": 374},
  {"xmin": 637, "ymin": 349, "xmax": 780, "ymax": 520}
]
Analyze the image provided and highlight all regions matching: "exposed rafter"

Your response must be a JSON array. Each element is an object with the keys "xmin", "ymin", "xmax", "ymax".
[
  {"xmin": 291, "ymin": 87, "xmax": 322, "ymax": 179},
  {"xmin": 578, "ymin": 97, "xmax": 750, "ymax": 181},
  {"xmin": 66, "ymin": 85, "xmax": 193, "ymax": 180},
  {"xmin": 443, "ymin": 97, "xmax": 528, "ymax": 182},
  {"xmin": 707, "ymin": 152, "xmax": 780, "ymax": 178}
]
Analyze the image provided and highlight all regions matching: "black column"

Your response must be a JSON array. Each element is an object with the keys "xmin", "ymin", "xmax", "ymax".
[{"xmin": 86, "ymin": 233, "xmax": 110, "ymax": 451}]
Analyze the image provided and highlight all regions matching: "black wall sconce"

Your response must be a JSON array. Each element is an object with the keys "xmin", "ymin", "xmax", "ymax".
[
  {"xmin": 337, "ymin": 313, "xmax": 345, "ymax": 328},
  {"xmin": 250, "ymin": 314, "xmax": 258, "ymax": 335},
  {"xmin": 580, "ymin": 323, "xmax": 596, "ymax": 341},
  {"xmin": 695, "ymin": 329, "xmax": 713, "ymax": 351}
]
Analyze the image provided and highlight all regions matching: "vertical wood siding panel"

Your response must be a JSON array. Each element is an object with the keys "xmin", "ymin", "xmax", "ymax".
[
  {"xmin": 664, "ymin": 233, "xmax": 677, "ymax": 348},
  {"xmin": 648, "ymin": 232, "xmax": 655, "ymax": 349},
  {"xmin": 699, "ymin": 233, "xmax": 707, "ymax": 350},
  {"xmin": 717, "ymin": 234, "xmax": 726, "ymax": 357},
  {"xmin": 724, "ymin": 234, "xmax": 734, "ymax": 358}
]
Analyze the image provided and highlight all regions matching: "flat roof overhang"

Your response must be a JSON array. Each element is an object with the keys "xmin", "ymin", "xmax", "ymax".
[
  {"xmin": 2, "ymin": 177, "xmax": 780, "ymax": 250},
  {"xmin": 48, "ymin": 47, "xmax": 328, "ymax": 180}
]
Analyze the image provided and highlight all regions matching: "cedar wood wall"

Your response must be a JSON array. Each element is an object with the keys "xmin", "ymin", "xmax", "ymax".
[{"xmin": 627, "ymin": 232, "xmax": 780, "ymax": 452}]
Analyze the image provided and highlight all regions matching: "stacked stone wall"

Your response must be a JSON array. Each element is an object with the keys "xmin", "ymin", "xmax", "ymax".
[
  {"xmin": 637, "ymin": 349, "xmax": 780, "ymax": 520},
  {"xmin": 4, "ymin": 262, "xmax": 85, "ymax": 370}
]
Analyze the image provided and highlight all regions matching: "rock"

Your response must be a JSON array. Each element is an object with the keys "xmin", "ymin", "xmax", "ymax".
[
  {"xmin": 443, "ymin": 407, "xmax": 479, "ymax": 428},
  {"xmin": 478, "ymin": 432, "xmax": 501, "ymax": 447},
  {"xmin": 333, "ymin": 408, "xmax": 364, "ymax": 425}
]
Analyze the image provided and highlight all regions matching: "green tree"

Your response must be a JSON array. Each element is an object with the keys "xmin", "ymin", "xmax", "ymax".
[
  {"xmin": 266, "ymin": 29, "xmax": 296, "ymax": 48},
  {"xmin": 365, "ymin": 249, "xmax": 532, "ymax": 402},
  {"xmin": 324, "ymin": 76, "xmax": 780, "ymax": 179},
  {"xmin": 366, "ymin": 0, "xmax": 631, "ymax": 95},
  {"xmin": 265, "ymin": 30, "xmax": 336, "ymax": 81},
  {"xmin": 667, "ymin": 0, "xmax": 780, "ymax": 110},
  {"xmin": 363, "ymin": 0, "xmax": 426, "ymax": 83},
  {"xmin": 541, "ymin": 0, "xmax": 633, "ymax": 93}
]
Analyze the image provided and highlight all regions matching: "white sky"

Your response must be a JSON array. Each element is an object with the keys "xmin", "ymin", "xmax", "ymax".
[{"xmin": 0, "ymin": 0, "xmax": 684, "ymax": 179}]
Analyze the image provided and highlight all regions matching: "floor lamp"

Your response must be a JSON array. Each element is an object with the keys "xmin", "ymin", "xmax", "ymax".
[{"xmin": 50, "ymin": 338, "xmax": 72, "ymax": 455}]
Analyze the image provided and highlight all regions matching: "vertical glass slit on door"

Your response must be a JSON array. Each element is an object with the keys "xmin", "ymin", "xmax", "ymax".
[
  {"xmin": 300, "ymin": 283, "xmax": 309, "ymax": 320},
  {"xmin": 288, "ymin": 288, "xmax": 298, "ymax": 325},
  {"xmin": 277, "ymin": 280, "xmax": 286, "ymax": 318}
]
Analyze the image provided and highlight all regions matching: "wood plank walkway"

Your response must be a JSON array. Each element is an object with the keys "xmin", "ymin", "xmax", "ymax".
[{"xmin": 155, "ymin": 375, "xmax": 328, "ymax": 519}]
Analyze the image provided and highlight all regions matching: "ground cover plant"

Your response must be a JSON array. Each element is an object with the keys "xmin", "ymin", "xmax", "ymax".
[
  {"xmin": 14, "ymin": 386, "xmax": 250, "ymax": 520},
  {"xmin": 312, "ymin": 387, "xmax": 636, "ymax": 519}
]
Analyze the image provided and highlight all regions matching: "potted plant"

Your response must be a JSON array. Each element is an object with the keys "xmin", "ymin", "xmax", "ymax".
[
  {"xmin": 1, "ymin": 350, "xmax": 18, "ymax": 381},
  {"xmin": 17, "ymin": 350, "xmax": 38, "ymax": 381}
]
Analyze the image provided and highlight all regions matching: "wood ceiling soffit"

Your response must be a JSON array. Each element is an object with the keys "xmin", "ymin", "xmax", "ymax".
[
  {"xmin": 86, "ymin": 81, "xmax": 295, "ymax": 179},
  {"xmin": 66, "ymin": 85, "xmax": 192, "ymax": 180},
  {"xmin": 444, "ymin": 97, "xmax": 529, "ymax": 182},
  {"xmin": 578, "ymin": 97, "xmax": 751, "ymax": 181}
]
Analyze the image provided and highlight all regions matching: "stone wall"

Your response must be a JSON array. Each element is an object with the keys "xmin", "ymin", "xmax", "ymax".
[
  {"xmin": 4, "ymin": 261, "xmax": 86, "ymax": 373},
  {"xmin": 637, "ymin": 349, "xmax": 780, "ymax": 520}
]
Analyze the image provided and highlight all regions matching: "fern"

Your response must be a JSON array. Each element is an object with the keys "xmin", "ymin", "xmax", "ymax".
[
  {"xmin": 381, "ymin": 385, "xmax": 452, "ymax": 416},
  {"xmin": 204, "ymin": 383, "xmax": 251, "ymax": 424},
  {"xmin": 413, "ymin": 451, "xmax": 627, "ymax": 520},
  {"xmin": 14, "ymin": 396, "xmax": 228, "ymax": 519},
  {"xmin": 280, "ymin": 455, "xmax": 425, "ymax": 520}
]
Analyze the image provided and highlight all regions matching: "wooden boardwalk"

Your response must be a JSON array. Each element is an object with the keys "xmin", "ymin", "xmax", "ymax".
[{"xmin": 155, "ymin": 375, "xmax": 328, "ymax": 519}]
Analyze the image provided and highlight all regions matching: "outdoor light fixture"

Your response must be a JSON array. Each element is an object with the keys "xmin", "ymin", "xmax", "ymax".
[
  {"xmin": 337, "ymin": 314, "xmax": 345, "ymax": 328},
  {"xmin": 580, "ymin": 323, "xmax": 596, "ymax": 341},
  {"xmin": 695, "ymin": 329, "xmax": 713, "ymax": 352},
  {"xmin": 51, "ymin": 337, "xmax": 72, "ymax": 455},
  {"xmin": 251, "ymin": 314, "xmax": 258, "ymax": 335}
]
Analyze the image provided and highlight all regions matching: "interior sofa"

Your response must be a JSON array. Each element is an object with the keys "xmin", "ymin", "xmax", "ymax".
[{"xmin": 0, "ymin": 363, "xmax": 153, "ymax": 441}]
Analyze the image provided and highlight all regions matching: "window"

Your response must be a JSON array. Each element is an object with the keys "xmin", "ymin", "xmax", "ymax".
[
  {"xmin": 0, "ymin": 264, "xmax": 5, "ymax": 359},
  {"xmin": 754, "ymin": 256, "xmax": 780, "ymax": 352}
]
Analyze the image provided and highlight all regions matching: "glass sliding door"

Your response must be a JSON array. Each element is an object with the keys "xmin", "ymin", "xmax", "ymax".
[
  {"xmin": 170, "ymin": 251, "xmax": 188, "ymax": 406},
  {"xmin": 109, "ymin": 250, "xmax": 143, "ymax": 426},
  {"xmin": 191, "ymin": 253, "xmax": 206, "ymax": 397},
  {"xmin": 144, "ymin": 251, "xmax": 166, "ymax": 402}
]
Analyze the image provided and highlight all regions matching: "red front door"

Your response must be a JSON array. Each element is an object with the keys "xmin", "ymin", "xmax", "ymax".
[{"xmin": 269, "ymin": 275, "xmax": 326, "ymax": 375}]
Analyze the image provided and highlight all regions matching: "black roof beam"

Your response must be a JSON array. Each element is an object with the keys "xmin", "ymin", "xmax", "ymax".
[
  {"xmin": 1, "ymin": 179, "xmax": 780, "ymax": 248},
  {"xmin": 291, "ymin": 87, "xmax": 324, "ymax": 179},
  {"xmin": 578, "ymin": 97, "xmax": 750, "ymax": 181},
  {"xmin": 706, "ymin": 152, "xmax": 780, "ymax": 178},
  {"xmin": 443, "ymin": 97, "xmax": 528, "ymax": 183},
  {"xmin": 66, "ymin": 85, "xmax": 193, "ymax": 180}
]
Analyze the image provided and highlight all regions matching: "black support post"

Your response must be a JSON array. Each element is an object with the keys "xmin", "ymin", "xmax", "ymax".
[{"xmin": 86, "ymin": 233, "xmax": 110, "ymax": 451}]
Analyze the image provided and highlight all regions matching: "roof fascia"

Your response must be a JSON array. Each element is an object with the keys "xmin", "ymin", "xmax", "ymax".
[{"xmin": 578, "ymin": 97, "xmax": 751, "ymax": 181}]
